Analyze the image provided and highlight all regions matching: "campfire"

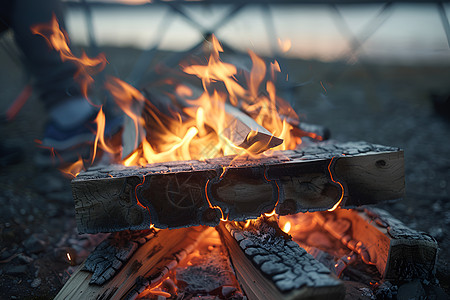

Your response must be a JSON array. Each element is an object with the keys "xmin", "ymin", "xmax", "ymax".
[{"xmin": 35, "ymin": 16, "xmax": 438, "ymax": 300}]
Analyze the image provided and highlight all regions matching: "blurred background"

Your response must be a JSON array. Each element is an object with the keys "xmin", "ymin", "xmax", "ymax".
[{"xmin": 0, "ymin": 0, "xmax": 449, "ymax": 298}]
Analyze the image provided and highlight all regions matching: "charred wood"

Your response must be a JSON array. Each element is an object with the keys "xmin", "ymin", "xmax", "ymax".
[
  {"xmin": 217, "ymin": 218, "xmax": 345, "ymax": 300},
  {"xmin": 331, "ymin": 208, "xmax": 438, "ymax": 281},
  {"xmin": 73, "ymin": 141, "xmax": 404, "ymax": 233},
  {"xmin": 55, "ymin": 227, "xmax": 206, "ymax": 300}
]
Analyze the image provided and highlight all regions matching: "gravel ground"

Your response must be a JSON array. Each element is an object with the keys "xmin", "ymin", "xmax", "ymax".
[{"xmin": 0, "ymin": 44, "xmax": 449, "ymax": 299}]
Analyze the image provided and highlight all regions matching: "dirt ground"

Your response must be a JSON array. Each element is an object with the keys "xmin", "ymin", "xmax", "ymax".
[{"xmin": 0, "ymin": 43, "xmax": 449, "ymax": 299}]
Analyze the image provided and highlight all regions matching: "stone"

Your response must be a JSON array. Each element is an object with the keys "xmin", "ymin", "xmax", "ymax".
[
  {"xmin": 31, "ymin": 278, "xmax": 41, "ymax": 288},
  {"xmin": 23, "ymin": 234, "xmax": 47, "ymax": 254},
  {"xmin": 344, "ymin": 281, "xmax": 375, "ymax": 300}
]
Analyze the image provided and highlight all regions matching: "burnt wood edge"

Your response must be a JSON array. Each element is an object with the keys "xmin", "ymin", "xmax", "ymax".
[
  {"xmin": 54, "ymin": 227, "xmax": 205, "ymax": 300},
  {"xmin": 332, "ymin": 208, "xmax": 438, "ymax": 282},
  {"xmin": 73, "ymin": 142, "xmax": 404, "ymax": 233},
  {"xmin": 217, "ymin": 219, "xmax": 345, "ymax": 300}
]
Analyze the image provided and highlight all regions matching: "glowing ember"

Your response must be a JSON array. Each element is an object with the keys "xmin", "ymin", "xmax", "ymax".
[
  {"xmin": 282, "ymin": 221, "xmax": 291, "ymax": 233},
  {"xmin": 327, "ymin": 156, "xmax": 345, "ymax": 212}
]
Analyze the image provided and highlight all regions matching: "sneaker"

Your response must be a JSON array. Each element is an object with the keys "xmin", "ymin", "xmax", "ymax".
[{"xmin": 35, "ymin": 107, "xmax": 123, "ymax": 168}]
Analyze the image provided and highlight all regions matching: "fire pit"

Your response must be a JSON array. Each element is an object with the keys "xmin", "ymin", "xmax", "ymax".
[{"xmin": 28, "ymin": 17, "xmax": 441, "ymax": 300}]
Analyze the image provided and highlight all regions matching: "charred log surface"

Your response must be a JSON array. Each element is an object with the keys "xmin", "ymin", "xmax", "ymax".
[
  {"xmin": 83, "ymin": 230, "xmax": 154, "ymax": 285},
  {"xmin": 332, "ymin": 208, "xmax": 438, "ymax": 282},
  {"xmin": 217, "ymin": 218, "xmax": 345, "ymax": 300},
  {"xmin": 55, "ymin": 227, "xmax": 205, "ymax": 300},
  {"xmin": 73, "ymin": 141, "xmax": 404, "ymax": 233},
  {"xmin": 174, "ymin": 229, "xmax": 242, "ymax": 297},
  {"xmin": 124, "ymin": 227, "xmax": 212, "ymax": 300}
]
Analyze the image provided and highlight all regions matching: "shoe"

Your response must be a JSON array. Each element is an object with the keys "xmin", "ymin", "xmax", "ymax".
[{"xmin": 35, "ymin": 110, "xmax": 123, "ymax": 167}]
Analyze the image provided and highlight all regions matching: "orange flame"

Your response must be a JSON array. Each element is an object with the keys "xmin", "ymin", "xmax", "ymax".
[
  {"xmin": 32, "ymin": 13, "xmax": 312, "ymax": 220},
  {"xmin": 105, "ymin": 77, "xmax": 146, "ymax": 151},
  {"xmin": 92, "ymin": 107, "xmax": 117, "ymax": 163},
  {"xmin": 60, "ymin": 157, "xmax": 84, "ymax": 178},
  {"xmin": 31, "ymin": 14, "xmax": 107, "ymax": 105}
]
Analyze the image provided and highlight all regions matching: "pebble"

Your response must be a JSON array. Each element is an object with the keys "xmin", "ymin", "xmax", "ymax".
[
  {"xmin": 23, "ymin": 234, "xmax": 47, "ymax": 254},
  {"xmin": 30, "ymin": 278, "xmax": 41, "ymax": 288},
  {"xmin": 344, "ymin": 281, "xmax": 375, "ymax": 300},
  {"xmin": 18, "ymin": 254, "xmax": 34, "ymax": 264}
]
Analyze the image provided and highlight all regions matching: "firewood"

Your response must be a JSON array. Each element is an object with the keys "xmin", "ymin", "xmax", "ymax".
[
  {"xmin": 55, "ymin": 226, "xmax": 207, "ymax": 300},
  {"xmin": 73, "ymin": 141, "xmax": 404, "ymax": 233},
  {"xmin": 217, "ymin": 218, "xmax": 345, "ymax": 300},
  {"xmin": 329, "ymin": 208, "xmax": 438, "ymax": 281}
]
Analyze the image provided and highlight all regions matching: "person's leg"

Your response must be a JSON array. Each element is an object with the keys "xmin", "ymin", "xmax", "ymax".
[
  {"xmin": 9, "ymin": 0, "xmax": 105, "ymax": 154},
  {"xmin": 5, "ymin": 0, "xmax": 121, "ymax": 163},
  {"xmin": 10, "ymin": 0, "xmax": 83, "ymax": 109}
]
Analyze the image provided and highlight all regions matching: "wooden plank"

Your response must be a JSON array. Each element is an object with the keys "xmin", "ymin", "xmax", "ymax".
[
  {"xmin": 330, "ymin": 208, "xmax": 438, "ymax": 281},
  {"xmin": 73, "ymin": 141, "xmax": 404, "ymax": 233},
  {"xmin": 217, "ymin": 218, "xmax": 345, "ymax": 300},
  {"xmin": 55, "ymin": 226, "xmax": 207, "ymax": 300}
]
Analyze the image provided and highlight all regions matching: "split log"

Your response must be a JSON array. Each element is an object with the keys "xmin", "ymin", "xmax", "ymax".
[
  {"xmin": 217, "ymin": 218, "xmax": 345, "ymax": 300},
  {"xmin": 73, "ymin": 141, "xmax": 404, "ymax": 233},
  {"xmin": 55, "ymin": 226, "xmax": 207, "ymax": 300},
  {"xmin": 329, "ymin": 208, "xmax": 438, "ymax": 281}
]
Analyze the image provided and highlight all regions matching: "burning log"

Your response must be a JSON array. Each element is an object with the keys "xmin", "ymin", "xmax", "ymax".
[
  {"xmin": 55, "ymin": 226, "xmax": 207, "ymax": 300},
  {"xmin": 73, "ymin": 141, "xmax": 404, "ymax": 233},
  {"xmin": 143, "ymin": 86, "xmax": 283, "ymax": 154},
  {"xmin": 217, "ymin": 218, "xmax": 345, "ymax": 300},
  {"xmin": 330, "ymin": 208, "xmax": 438, "ymax": 281},
  {"xmin": 285, "ymin": 208, "xmax": 438, "ymax": 282}
]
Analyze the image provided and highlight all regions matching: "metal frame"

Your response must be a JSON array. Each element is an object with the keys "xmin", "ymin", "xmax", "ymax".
[{"xmin": 63, "ymin": 0, "xmax": 450, "ymax": 95}]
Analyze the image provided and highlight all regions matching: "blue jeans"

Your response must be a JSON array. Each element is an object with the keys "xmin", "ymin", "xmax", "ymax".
[{"xmin": 0, "ymin": 0, "xmax": 82, "ymax": 108}]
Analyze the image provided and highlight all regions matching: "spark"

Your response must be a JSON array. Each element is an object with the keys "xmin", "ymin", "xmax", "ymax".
[{"xmin": 320, "ymin": 81, "xmax": 327, "ymax": 94}]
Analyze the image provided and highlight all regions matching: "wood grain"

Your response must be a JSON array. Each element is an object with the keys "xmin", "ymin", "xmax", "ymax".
[{"xmin": 73, "ymin": 141, "xmax": 404, "ymax": 233}]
